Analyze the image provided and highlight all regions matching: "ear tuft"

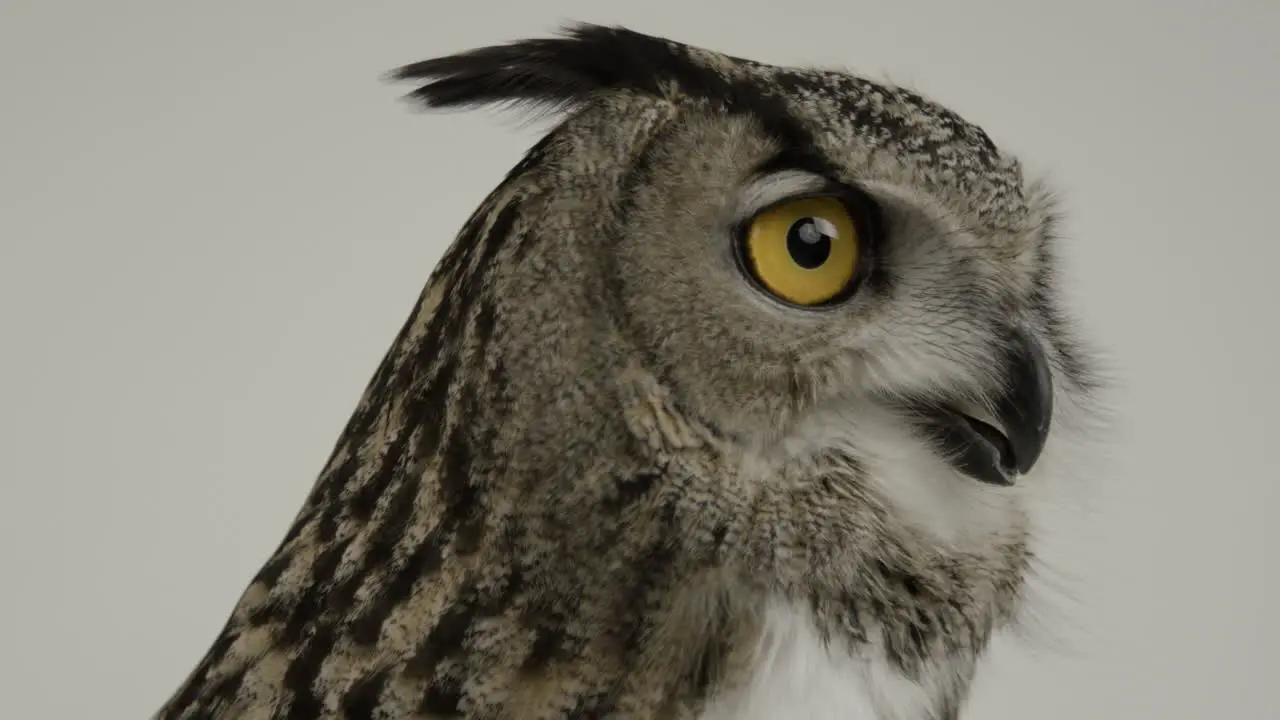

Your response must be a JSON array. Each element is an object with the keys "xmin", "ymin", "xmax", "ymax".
[{"xmin": 388, "ymin": 23, "xmax": 702, "ymax": 114}]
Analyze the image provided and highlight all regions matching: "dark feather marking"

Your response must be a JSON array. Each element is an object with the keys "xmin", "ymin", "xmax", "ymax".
[
  {"xmin": 453, "ymin": 421, "xmax": 501, "ymax": 557},
  {"xmin": 419, "ymin": 683, "xmax": 465, "ymax": 717},
  {"xmin": 341, "ymin": 667, "xmax": 389, "ymax": 718},
  {"xmin": 405, "ymin": 587, "xmax": 479, "ymax": 679},
  {"xmin": 437, "ymin": 403, "xmax": 478, "ymax": 516},
  {"xmin": 410, "ymin": 357, "xmax": 459, "ymax": 474},
  {"xmin": 470, "ymin": 297, "xmax": 497, "ymax": 348},
  {"xmin": 450, "ymin": 201, "xmax": 518, "ymax": 308},
  {"xmin": 567, "ymin": 691, "xmax": 614, "ymax": 719},
  {"xmin": 521, "ymin": 622, "xmax": 571, "ymax": 671},
  {"xmin": 315, "ymin": 495, "xmax": 341, "ymax": 544},
  {"xmin": 203, "ymin": 666, "xmax": 248, "ymax": 715},
  {"xmin": 283, "ymin": 623, "xmax": 337, "ymax": 720},
  {"xmin": 280, "ymin": 538, "xmax": 348, "ymax": 643},
  {"xmin": 837, "ymin": 592, "xmax": 868, "ymax": 644},
  {"xmin": 366, "ymin": 456, "xmax": 427, "ymax": 567},
  {"xmin": 597, "ymin": 114, "xmax": 685, "ymax": 390},
  {"xmin": 505, "ymin": 133, "xmax": 562, "ymax": 263},
  {"xmin": 348, "ymin": 525, "xmax": 448, "ymax": 646},
  {"xmin": 871, "ymin": 561, "xmax": 928, "ymax": 678},
  {"xmin": 472, "ymin": 560, "xmax": 524, "ymax": 617},
  {"xmin": 600, "ymin": 470, "xmax": 661, "ymax": 514},
  {"xmin": 691, "ymin": 612, "xmax": 734, "ymax": 698},
  {"xmin": 452, "ymin": 512, "xmax": 486, "ymax": 557},
  {"xmin": 616, "ymin": 502, "xmax": 681, "ymax": 657},
  {"xmin": 431, "ymin": 200, "xmax": 500, "ymax": 297},
  {"xmin": 517, "ymin": 575, "xmax": 581, "ymax": 672},
  {"xmin": 710, "ymin": 521, "xmax": 730, "ymax": 555}
]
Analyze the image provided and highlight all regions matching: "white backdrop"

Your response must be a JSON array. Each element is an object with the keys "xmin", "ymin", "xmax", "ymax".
[{"xmin": 2, "ymin": 1, "xmax": 1276, "ymax": 718}]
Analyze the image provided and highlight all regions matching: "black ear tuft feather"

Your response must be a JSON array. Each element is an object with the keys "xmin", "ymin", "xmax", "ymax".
[{"xmin": 388, "ymin": 23, "xmax": 713, "ymax": 113}]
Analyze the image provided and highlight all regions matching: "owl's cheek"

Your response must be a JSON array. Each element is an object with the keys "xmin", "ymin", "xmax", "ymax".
[{"xmin": 772, "ymin": 398, "xmax": 1029, "ymax": 549}]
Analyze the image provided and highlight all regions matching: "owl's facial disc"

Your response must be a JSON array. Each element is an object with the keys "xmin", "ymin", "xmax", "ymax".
[{"xmin": 910, "ymin": 325, "xmax": 1054, "ymax": 486}]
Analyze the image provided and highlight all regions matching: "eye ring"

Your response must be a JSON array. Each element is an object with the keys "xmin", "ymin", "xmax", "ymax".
[{"xmin": 733, "ymin": 188, "xmax": 878, "ymax": 310}]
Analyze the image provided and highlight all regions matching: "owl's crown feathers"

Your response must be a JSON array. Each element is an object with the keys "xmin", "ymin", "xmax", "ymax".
[{"xmin": 391, "ymin": 23, "xmax": 755, "ymax": 114}]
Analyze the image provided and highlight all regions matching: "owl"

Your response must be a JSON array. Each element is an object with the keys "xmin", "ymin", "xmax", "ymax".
[{"xmin": 156, "ymin": 23, "xmax": 1102, "ymax": 720}]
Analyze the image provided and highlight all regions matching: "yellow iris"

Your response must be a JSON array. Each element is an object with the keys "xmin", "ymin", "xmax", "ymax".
[{"xmin": 743, "ymin": 196, "xmax": 860, "ymax": 306}]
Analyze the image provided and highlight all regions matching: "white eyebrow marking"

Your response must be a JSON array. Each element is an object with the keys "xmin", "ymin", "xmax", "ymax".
[{"xmin": 734, "ymin": 169, "xmax": 830, "ymax": 221}]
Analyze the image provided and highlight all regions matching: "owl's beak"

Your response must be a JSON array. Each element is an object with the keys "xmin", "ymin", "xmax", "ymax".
[{"xmin": 914, "ymin": 325, "xmax": 1054, "ymax": 486}]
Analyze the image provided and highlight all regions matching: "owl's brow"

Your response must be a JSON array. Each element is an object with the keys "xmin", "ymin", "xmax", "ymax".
[{"xmin": 733, "ymin": 170, "xmax": 832, "ymax": 222}]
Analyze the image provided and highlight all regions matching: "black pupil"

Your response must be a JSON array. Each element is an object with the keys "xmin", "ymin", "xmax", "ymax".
[{"xmin": 786, "ymin": 218, "xmax": 833, "ymax": 269}]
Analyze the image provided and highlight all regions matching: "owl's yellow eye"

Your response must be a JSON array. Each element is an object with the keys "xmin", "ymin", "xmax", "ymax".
[{"xmin": 741, "ymin": 196, "xmax": 861, "ymax": 307}]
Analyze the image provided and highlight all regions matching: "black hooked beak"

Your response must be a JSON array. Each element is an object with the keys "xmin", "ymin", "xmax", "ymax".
[{"xmin": 912, "ymin": 325, "xmax": 1054, "ymax": 486}]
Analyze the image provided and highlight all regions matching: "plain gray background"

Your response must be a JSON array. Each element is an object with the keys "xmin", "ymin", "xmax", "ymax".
[{"xmin": 2, "ymin": 1, "xmax": 1277, "ymax": 718}]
